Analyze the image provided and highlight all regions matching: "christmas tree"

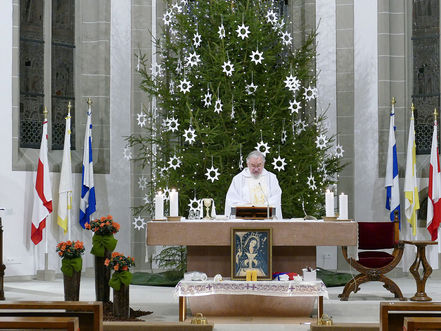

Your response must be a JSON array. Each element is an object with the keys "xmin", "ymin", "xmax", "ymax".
[{"xmin": 129, "ymin": 0, "xmax": 344, "ymax": 218}]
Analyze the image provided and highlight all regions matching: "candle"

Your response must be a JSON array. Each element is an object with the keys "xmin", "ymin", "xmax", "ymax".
[
  {"xmin": 338, "ymin": 193, "xmax": 348, "ymax": 220},
  {"xmin": 154, "ymin": 191, "xmax": 164, "ymax": 220},
  {"xmin": 325, "ymin": 190, "xmax": 335, "ymax": 217},
  {"xmin": 251, "ymin": 270, "xmax": 257, "ymax": 281},
  {"xmin": 170, "ymin": 189, "xmax": 179, "ymax": 216}
]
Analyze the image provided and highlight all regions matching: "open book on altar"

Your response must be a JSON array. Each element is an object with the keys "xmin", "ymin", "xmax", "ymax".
[{"xmin": 230, "ymin": 205, "xmax": 276, "ymax": 219}]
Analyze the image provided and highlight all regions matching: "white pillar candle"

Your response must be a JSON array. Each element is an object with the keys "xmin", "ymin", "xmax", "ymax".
[
  {"xmin": 325, "ymin": 190, "xmax": 335, "ymax": 217},
  {"xmin": 338, "ymin": 193, "xmax": 348, "ymax": 220},
  {"xmin": 170, "ymin": 189, "xmax": 179, "ymax": 216},
  {"xmin": 155, "ymin": 191, "xmax": 164, "ymax": 220}
]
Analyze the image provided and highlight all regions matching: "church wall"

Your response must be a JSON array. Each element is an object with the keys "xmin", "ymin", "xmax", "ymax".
[{"xmin": 0, "ymin": 0, "xmax": 131, "ymax": 277}]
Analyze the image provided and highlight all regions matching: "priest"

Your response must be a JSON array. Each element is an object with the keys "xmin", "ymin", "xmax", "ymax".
[{"xmin": 225, "ymin": 150, "xmax": 282, "ymax": 219}]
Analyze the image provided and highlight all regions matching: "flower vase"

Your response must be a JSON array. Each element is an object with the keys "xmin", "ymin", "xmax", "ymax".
[
  {"xmin": 63, "ymin": 269, "xmax": 81, "ymax": 301},
  {"xmin": 95, "ymin": 249, "xmax": 111, "ymax": 302},
  {"xmin": 113, "ymin": 283, "xmax": 130, "ymax": 319}
]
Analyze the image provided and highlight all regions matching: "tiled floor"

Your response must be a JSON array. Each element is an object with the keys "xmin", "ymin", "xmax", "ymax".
[{"xmin": 4, "ymin": 274, "xmax": 441, "ymax": 330}]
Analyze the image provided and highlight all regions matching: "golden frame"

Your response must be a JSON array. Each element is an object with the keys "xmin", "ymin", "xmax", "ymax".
[{"xmin": 231, "ymin": 228, "xmax": 272, "ymax": 280}]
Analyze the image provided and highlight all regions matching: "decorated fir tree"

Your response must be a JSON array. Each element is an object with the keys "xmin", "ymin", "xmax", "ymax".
[{"xmin": 128, "ymin": 0, "xmax": 344, "ymax": 218}]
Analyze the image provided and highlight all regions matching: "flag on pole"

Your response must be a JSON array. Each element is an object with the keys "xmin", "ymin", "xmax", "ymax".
[
  {"xmin": 31, "ymin": 111, "xmax": 53, "ymax": 245},
  {"xmin": 404, "ymin": 109, "xmax": 419, "ymax": 236},
  {"xmin": 79, "ymin": 100, "xmax": 96, "ymax": 228},
  {"xmin": 57, "ymin": 105, "xmax": 73, "ymax": 234},
  {"xmin": 427, "ymin": 112, "xmax": 441, "ymax": 241},
  {"xmin": 385, "ymin": 100, "xmax": 400, "ymax": 222}
]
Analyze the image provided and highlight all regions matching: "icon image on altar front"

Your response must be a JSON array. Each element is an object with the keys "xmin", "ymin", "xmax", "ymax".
[{"xmin": 231, "ymin": 228, "xmax": 272, "ymax": 280}]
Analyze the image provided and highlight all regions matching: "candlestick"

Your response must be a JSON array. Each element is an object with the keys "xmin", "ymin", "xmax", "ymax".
[
  {"xmin": 325, "ymin": 190, "xmax": 335, "ymax": 217},
  {"xmin": 170, "ymin": 189, "xmax": 179, "ymax": 216},
  {"xmin": 338, "ymin": 193, "xmax": 348, "ymax": 220},
  {"xmin": 155, "ymin": 191, "xmax": 164, "ymax": 220}
]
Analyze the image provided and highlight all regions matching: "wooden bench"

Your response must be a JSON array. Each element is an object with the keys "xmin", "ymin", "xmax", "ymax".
[
  {"xmin": 380, "ymin": 302, "xmax": 441, "ymax": 331},
  {"xmin": 403, "ymin": 316, "xmax": 441, "ymax": 331},
  {"xmin": 0, "ymin": 301, "xmax": 102, "ymax": 331},
  {"xmin": 0, "ymin": 316, "xmax": 79, "ymax": 330}
]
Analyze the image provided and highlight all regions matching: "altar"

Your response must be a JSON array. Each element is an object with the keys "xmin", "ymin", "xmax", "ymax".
[
  {"xmin": 147, "ymin": 219, "xmax": 357, "ymax": 320},
  {"xmin": 147, "ymin": 219, "xmax": 358, "ymax": 276}
]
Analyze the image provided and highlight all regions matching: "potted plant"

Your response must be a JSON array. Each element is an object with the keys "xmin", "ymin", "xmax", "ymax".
[
  {"xmin": 85, "ymin": 215, "xmax": 120, "ymax": 302},
  {"xmin": 56, "ymin": 240, "xmax": 85, "ymax": 301},
  {"xmin": 105, "ymin": 252, "xmax": 135, "ymax": 319}
]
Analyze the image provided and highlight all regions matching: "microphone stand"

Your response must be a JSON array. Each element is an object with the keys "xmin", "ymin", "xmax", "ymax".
[{"xmin": 258, "ymin": 182, "xmax": 270, "ymax": 219}]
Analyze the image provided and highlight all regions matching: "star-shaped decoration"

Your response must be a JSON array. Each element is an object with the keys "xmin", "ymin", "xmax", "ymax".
[
  {"xmin": 284, "ymin": 74, "xmax": 300, "ymax": 92},
  {"xmin": 295, "ymin": 119, "xmax": 307, "ymax": 134},
  {"xmin": 236, "ymin": 23, "xmax": 250, "ymax": 39},
  {"xmin": 168, "ymin": 154, "xmax": 182, "ymax": 170},
  {"xmin": 188, "ymin": 198, "xmax": 202, "ymax": 213},
  {"xmin": 251, "ymin": 107, "xmax": 257, "ymax": 124},
  {"xmin": 289, "ymin": 100, "xmax": 301, "ymax": 114},
  {"xmin": 272, "ymin": 155, "xmax": 287, "ymax": 171},
  {"xmin": 151, "ymin": 63, "xmax": 163, "ymax": 78},
  {"xmin": 222, "ymin": 60, "xmax": 234, "ymax": 76},
  {"xmin": 202, "ymin": 91, "xmax": 212, "ymax": 107},
  {"xmin": 183, "ymin": 126, "xmax": 197, "ymax": 144},
  {"xmin": 281, "ymin": 130, "xmax": 287, "ymax": 144},
  {"xmin": 123, "ymin": 146, "xmax": 132, "ymax": 160},
  {"xmin": 143, "ymin": 193, "xmax": 150, "ymax": 204},
  {"xmin": 137, "ymin": 113, "xmax": 147, "ymax": 127},
  {"xmin": 281, "ymin": 31, "xmax": 293, "ymax": 46},
  {"xmin": 133, "ymin": 216, "xmax": 146, "ymax": 230},
  {"xmin": 245, "ymin": 82, "xmax": 258, "ymax": 95},
  {"xmin": 304, "ymin": 86, "xmax": 318, "ymax": 101},
  {"xmin": 158, "ymin": 166, "xmax": 168, "ymax": 178},
  {"xmin": 178, "ymin": 78, "xmax": 192, "ymax": 94},
  {"xmin": 315, "ymin": 134, "xmax": 328, "ymax": 150},
  {"xmin": 231, "ymin": 102, "xmax": 235, "ymax": 119},
  {"xmin": 214, "ymin": 99, "xmax": 223, "ymax": 113},
  {"xmin": 250, "ymin": 49, "xmax": 264, "ymax": 64},
  {"xmin": 193, "ymin": 32, "xmax": 202, "ymax": 48},
  {"xmin": 162, "ymin": 10, "xmax": 173, "ymax": 26},
  {"xmin": 138, "ymin": 176, "xmax": 148, "ymax": 190},
  {"xmin": 167, "ymin": 117, "xmax": 180, "ymax": 132},
  {"xmin": 306, "ymin": 174, "xmax": 316, "ymax": 190},
  {"xmin": 266, "ymin": 9, "xmax": 278, "ymax": 25},
  {"xmin": 172, "ymin": 3, "xmax": 182, "ymax": 13},
  {"xmin": 335, "ymin": 144, "xmax": 344, "ymax": 158},
  {"xmin": 218, "ymin": 24, "xmax": 226, "ymax": 39},
  {"xmin": 255, "ymin": 140, "xmax": 270, "ymax": 156},
  {"xmin": 185, "ymin": 51, "xmax": 201, "ymax": 67},
  {"xmin": 239, "ymin": 154, "xmax": 244, "ymax": 170},
  {"xmin": 205, "ymin": 166, "xmax": 220, "ymax": 182}
]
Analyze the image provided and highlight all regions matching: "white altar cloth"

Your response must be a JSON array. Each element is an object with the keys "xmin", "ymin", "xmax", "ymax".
[{"xmin": 175, "ymin": 279, "xmax": 328, "ymax": 299}]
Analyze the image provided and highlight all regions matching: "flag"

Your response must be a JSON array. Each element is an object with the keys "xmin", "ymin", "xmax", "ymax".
[
  {"xmin": 79, "ymin": 103, "xmax": 96, "ymax": 228},
  {"xmin": 427, "ymin": 118, "xmax": 441, "ymax": 241},
  {"xmin": 57, "ymin": 111, "xmax": 73, "ymax": 234},
  {"xmin": 385, "ymin": 103, "xmax": 400, "ymax": 222},
  {"xmin": 404, "ymin": 112, "xmax": 419, "ymax": 236},
  {"xmin": 31, "ymin": 116, "xmax": 53, "ymax": 245}
]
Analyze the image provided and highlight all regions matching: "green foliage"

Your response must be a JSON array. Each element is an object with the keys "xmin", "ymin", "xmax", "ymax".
[
  {"xmin": 128, "ymin": 0, "xmax": 344, "ymax": 218},
  {"xmin": 152, "ymin": 246, "xmax": 187, "ymax": 275}
]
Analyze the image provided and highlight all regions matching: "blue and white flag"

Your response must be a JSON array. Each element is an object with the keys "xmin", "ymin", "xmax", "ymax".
[
  {"xmin": 79, "ymin": 101, "xmax": 96, "ymax": 228},
  {"xmin": 385, "ymin": 101, "xmax": 400, "ymax": 221}
]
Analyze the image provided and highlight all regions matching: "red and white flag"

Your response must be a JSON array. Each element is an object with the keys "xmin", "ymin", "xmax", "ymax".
[
  {"xmin": 31, "ymin": 118, "xmax": 53, "ymax": 245},
  {"xmin": 427, "ymin": 119, "xmax": 441, "ymax": 241}
]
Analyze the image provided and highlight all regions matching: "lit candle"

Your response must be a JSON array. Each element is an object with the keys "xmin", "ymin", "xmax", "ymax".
[
  {"xmin": 325, "ymin": 189, "xmax": 335, "ymax": 217},
  {"xmin": 170, "ymin": 189, "xmax": 179, "ymax": 217},
  {"xmin": 338, "ymin": 193, "xmax": 348, "ymax": 220},
  {"xmin": 155, "ymin": 191, "xmax": 164, "ymax": 220}
]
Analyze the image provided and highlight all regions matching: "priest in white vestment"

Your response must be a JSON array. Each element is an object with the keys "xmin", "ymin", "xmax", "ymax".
[{"xmin": 225, "ymin": 150, "xmax": 282, "ymax": 219}]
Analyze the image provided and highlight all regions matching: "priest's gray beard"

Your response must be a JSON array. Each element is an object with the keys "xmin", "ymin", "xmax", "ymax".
[{"xmin": 251, "ymin": 173, "xmax": 261, "ymax": 180}]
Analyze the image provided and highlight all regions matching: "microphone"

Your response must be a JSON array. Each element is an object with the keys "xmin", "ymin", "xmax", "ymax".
[{"xmin": 258, "ymin": 182, "xmax": 270, "ymax": 219}]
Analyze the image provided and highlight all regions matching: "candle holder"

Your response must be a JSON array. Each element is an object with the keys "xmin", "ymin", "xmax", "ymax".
[{"xmin": 166, "ymin": 216, "xmax": 181, "ymax": 221}]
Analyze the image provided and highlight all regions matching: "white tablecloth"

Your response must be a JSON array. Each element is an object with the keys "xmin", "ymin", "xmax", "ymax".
[{"xmin": 175, "ymin": 279, "xmax": 328, "ymax": 299}]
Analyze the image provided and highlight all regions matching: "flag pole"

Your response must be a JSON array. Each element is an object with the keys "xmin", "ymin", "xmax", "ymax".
[{"xmin": 43, "ymin": 107, "xmax": 49, "ymax": 256}]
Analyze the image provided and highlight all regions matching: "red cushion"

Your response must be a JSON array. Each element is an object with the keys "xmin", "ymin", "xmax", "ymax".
[
  {"xmin": 358, "ymin": 251, "xmax": 394, "ymax": 268},
  {"xmin": 358, "ymin": 222, "xmax": 395, "ymax": 249}
]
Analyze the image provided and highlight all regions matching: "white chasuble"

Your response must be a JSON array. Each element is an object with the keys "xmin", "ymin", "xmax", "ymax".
[{"xmin": 225, "ymin": 168, "xmax": 282, "ymax": 219}]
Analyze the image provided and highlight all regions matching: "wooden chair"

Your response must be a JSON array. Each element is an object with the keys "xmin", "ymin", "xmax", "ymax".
[{"xmin": 339, "ymin": 217, "xmax": 405, "ymax": 301}]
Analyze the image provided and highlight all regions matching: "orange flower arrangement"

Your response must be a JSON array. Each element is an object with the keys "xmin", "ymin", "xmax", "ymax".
[
  {"xmin": 85, "ymin": 215, "xmax": 120, "ymax": 235},
  {"xmin": 105, "ymin": 252, "xmax": 135, "ymax": 272},
  {"xmin": 56, "ymin": 240, "xmax": 85, "ymax": 259}
]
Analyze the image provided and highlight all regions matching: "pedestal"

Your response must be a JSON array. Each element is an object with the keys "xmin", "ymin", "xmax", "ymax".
[
  {"xmin": 63, "ymin": 270, "xmax": 81, "ymax": 301},
  {"xmin": 113, "ymin": 284, "xmax": 130, "ymax": 319},
  {"xmin": 95, "ymin": 252, "xmax": 111, "ymax": 302}
]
